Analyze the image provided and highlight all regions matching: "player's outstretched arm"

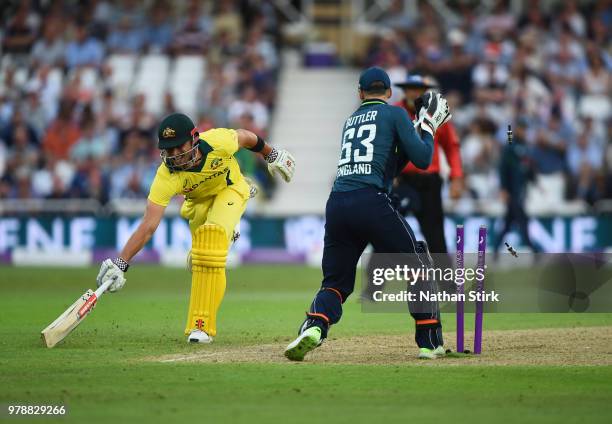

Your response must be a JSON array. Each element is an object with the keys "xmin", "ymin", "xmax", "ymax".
[
  {"xmin": 96, "ymin": 200, "xmax": 166, "ymax": 293},
  {"xmin": 236, "ymin": 129, "xmax": 295, "ymax": 182}
]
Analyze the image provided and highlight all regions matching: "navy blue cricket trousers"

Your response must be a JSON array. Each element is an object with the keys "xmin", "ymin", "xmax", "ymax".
[
  {"xmin": 301, "ymin": 187, "xmax": 444, "ymax": 349},
  {"xmin": 321, "ymin": 187, "xmax": 422, "ymax": 297}
]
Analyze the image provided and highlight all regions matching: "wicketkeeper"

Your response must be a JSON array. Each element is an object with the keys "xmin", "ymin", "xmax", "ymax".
[
  {"xmin": 284, "ymin": 68, "xmax": 452, "ymax": 361},
  {"xmin": 95, "ymin": 113, "xmax": 295, "ymax": 343}
]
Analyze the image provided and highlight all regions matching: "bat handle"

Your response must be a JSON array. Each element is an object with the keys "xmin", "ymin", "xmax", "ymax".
[{"xmin": 94, "ymin": 278, "xmax": 115, "ymax": 298}]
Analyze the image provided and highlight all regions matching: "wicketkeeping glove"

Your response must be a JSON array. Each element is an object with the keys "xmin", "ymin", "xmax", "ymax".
[
  {"xmin": 96, "ymin": 258, "xmax": 128, "ymax": 293},
  {"xmin": 414, "ymin": 92, "xmax": 451, "ymax": 137},
  {"xmin": 265, "ymin": 147, "xmax": 296, "ymax": 182}
]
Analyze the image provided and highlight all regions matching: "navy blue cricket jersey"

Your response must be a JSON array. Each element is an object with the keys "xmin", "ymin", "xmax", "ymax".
[{"xmin": 332, "ymin": 99, "xmax": 434, "ymax": 193}]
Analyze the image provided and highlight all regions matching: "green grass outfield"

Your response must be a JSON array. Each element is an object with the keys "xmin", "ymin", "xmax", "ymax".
[{"xmin": 1, "ymin": 265, "xmax": 611, "ymax": 423}]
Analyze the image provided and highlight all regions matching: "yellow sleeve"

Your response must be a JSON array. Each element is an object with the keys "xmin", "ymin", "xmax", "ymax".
[
  {"xmin": 147, "ymin": 164, "xmax": 180, "ymax": 206},
  {"xmin": 200, "ymin": 128, "xmax": 239, "ymax": 156}
]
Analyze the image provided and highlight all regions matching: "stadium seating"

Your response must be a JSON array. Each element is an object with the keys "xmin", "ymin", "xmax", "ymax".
[
  {"xmin": 133, "ymin": 54, "xmax": 171, "ymax": 115},
  {"xmin": 266, "ymin": 51, "xmax": 359, "ymax": 215},
  {"xmin": 169, "ymin": 55, "xmax": 206, "ymax": 118}
]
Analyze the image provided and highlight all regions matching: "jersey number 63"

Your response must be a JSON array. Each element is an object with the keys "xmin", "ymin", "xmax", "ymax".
[{"xmin": 339, "ymin": 124, "xmax": 376, "ymax": 166}]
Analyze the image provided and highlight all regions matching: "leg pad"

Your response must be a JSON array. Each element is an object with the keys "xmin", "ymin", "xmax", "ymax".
[{"xmin": 184, "ymin": 224, "xmax": 229, "ymax": 337}]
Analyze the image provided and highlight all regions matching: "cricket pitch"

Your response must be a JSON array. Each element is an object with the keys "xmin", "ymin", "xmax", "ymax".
[{"xmin": 153, "ymin": 326, "xmax": 612, "ymax": 366}]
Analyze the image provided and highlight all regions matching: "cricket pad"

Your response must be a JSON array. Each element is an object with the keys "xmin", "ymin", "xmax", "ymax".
[{"xmin": 184, "ymin": 224, "xmax": 228, "ymax": 337}]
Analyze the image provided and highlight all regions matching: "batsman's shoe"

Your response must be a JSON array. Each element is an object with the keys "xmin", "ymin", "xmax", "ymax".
[
  {"xmin": 284, "ymin": 327, "xmax": 322, "ymax": 361},
  {"xmin": 417, "ymin": 346, "xmax": 446, "ymax": 359},
  {"xmin": 187, "ymin": 329, "xmax": 213, "ymax": 344}
]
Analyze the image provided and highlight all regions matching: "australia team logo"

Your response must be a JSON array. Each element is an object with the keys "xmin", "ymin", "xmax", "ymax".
[
  {"xmin": 162, "ymin": 127, "xmax": 175, "ymax": 138},
  {"xmin": 210, "ymin": 158, "xmax": 223, "ymax": 170}
]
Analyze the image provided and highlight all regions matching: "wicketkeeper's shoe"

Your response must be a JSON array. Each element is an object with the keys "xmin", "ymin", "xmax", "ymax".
[
  {"xmin": 284, "ymin": 327, "xmax": 322, "ymax": 361},
  {"xmin": 187, "ymin": 329, "xmax": 213, "ymax": 344},
  {"xmin": 417, "ymin": 346, "xmax": 446, "ymax": 359}
]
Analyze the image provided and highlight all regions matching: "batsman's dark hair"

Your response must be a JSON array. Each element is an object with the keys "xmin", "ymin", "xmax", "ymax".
[{"xmin": 362, "ymin": 81, "xmax": 388, "ymax": 96}]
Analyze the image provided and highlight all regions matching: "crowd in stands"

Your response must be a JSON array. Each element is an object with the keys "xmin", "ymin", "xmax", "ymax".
[
  {"xmin": 0, "ymin": 0, "xmax": 281, "ymax": 204},
  {"xmin": 1, "ymin": 0, "xmax": 610, "ymax": 212},
  {"xmin": 367, "ymin": 0, "xmax": 611, "ymax": 207}
]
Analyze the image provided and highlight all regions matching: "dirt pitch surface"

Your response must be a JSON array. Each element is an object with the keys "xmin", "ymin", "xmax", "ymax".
[{"xmin": 154, "ymin": 326, "xmax": 612, "ymax": 366}]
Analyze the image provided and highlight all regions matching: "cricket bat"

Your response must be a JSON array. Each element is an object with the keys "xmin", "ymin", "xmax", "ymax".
[{"xmin": 41, "ymin": 279, "xmax": 114, "ymax": 348}]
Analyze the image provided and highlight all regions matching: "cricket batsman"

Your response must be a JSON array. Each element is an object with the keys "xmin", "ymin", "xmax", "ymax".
[
  {"xmin": 95, "ymin": 113, "xmax": 295, "ymax": 343},
  {"xmin": 284, "ymin": 67, "xmax": 451, "ymax": 361}
]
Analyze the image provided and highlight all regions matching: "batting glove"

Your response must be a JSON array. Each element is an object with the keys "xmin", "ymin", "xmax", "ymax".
[
  {"xmin": 96, "ymin": 258, "xmax": 128, "ymax": 293},
  {"xmin": 265, "ymin": 147, "xmax": 296, "ymax": 182},
  {"xmin": 414, "ymin": 92, "xmax": 451, "ymax": 137}
]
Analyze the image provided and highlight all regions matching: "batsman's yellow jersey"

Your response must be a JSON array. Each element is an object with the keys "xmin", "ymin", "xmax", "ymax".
[{"xmin": 148, "ymin": 128, "xmax": 250, "ymax": 237}]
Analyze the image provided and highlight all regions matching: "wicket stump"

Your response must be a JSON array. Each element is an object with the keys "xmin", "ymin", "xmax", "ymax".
[
  {"xmin": 455, "ymin": 224, "xmax": 465, "ymax": 353},
  {"xmin": 455, "ymin": 224, "xmax": 487, "ymax": 354}
]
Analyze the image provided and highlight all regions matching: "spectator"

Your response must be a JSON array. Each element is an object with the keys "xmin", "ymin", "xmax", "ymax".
[
  {"xmin": 110, "ymin": 0, "xmax": 146, "ymax": 27},
  {"xmin": 515, "ymin": 30, "xmax": 545, "ymax": 75},
  {"xmin": 116, "ymin": 94, "xmax": 156, "ymax": 137},
  {"xmin": 24, "ymin": 66, "xmax": 63, "ymax": 125},
  {"xmin": 1, "ymin": 109, "xmax": 39, "ymax": 149},
  {"xmin": 91, "ymin": 0, "xmax": 115, "ymax": 31},
  {"xmin": 588, "ymin": 13, "xmax": 608, "ymax": 46},
  {"xmin": 244, "ymin": 26, "xmax": 278, "ymax": 69},
  {"xmin": 461, "ymin": 118, "xmax": 500, "ymax": 200},
  {"xmin": 106, "ymin": 17, "xmax": 145, "ymax": 53},
  {"xmin": 173, "ymin": 0, "xmax": 213, "ymax": 54},
  {"xmin": 436, "ymin": 29, "xmax": 475, "ymax": 100},
  {"xmin": 2, "ymin": 1, "xmax": 38, "ymax": 61},
  {"xmin": 69, "ymin": 157, "xmax": 107, "ymax": 201},
  {"xmin": 30, "ymin": 18, "xmax": 66, "ymax": 67},
  {"xmin": 64, "ymin": 22, "xmax": 105, "ymax": 69},
  {"xmin": 160, "ymin": 92, "xmax": 178, "ymax": 120},
  {"xmin": 381, "ymin": 48, "xmax": 408, "ymax": 104},
  {"xmin": 567, "ymin": 118, "xmax": 605, "ymax": 204},
  {"xmin": 579, "ymin": 44, "xmax": 611, "ymax": 121},
  {"xmin": 214, "ymin": 0, "xmax": 242, "ymax": 43},
  {"xmin": 532, "ymin": 114, "xmax": 571, "ymax": 175},
  {"xmin": 557, "ymin": 0, "xmax": 587, "ymax": 38},
  {"xmin": 108, "ymin": 130, "xmax": 153, "ymax": 199},
  {"xmin": 146, "ymin": 0, "xmax": 174, "ymax": 53},
  {"xmin": 4, "ymin": 123, "xmax": 39, "ymax": 199},
  {"xmin": 472, "ymin": 49, "xmax": 509, "ymax": 104},
  {"xmin": 31, "ymin": 158, "xmax": 55, "ymax": 198},
  {"xmin": 378, "ymin": 0, "xmax": 414, "ymax": 31},
  {"xmin": 583, "ymin": 45, "xmax": 611, "ymax": 96},
  {"xmin": 42, "ymin": 100, "xmax": 81, "ymax": 161},
  {"xmin": 70, "ymin": 119, "xmax": 111, "ymax": 163},
  {"xmin": 22, "ymin": 88, "xmax": 50, "ymax": 139},
  {"xmin": 506, "ymin": 64, "xmax": 551, "ymax": 122},
  {"xmin": 228, "ymin": 85, "xmax": 269, "ymax": 130},
  {"xmin": 7, "ymin": 124, "xmax": 39, "ymax": 174},
  {"xmin": 478, "ymin": 0, "xmax": 516, "ymax": 37},
  {"xmin": 547, "ymin": 44, "xmax": 585, "ymax": 99},
  {"xmin": 197, "ymin": 74, "xmax": 231, "ymax": 128},
  {"xmin": 46, "ymin": 159, "xmax": 76, "ymax": 199}
]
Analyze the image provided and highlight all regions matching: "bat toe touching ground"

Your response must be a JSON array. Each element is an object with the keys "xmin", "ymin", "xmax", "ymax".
[{"xmin": 41, "ymin": 279, "xmax": 113, "ymax": 348}]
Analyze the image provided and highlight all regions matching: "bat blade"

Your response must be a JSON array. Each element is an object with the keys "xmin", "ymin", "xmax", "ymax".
[{"xmin": 41, "ymin": 289, "xmax": 97, "ymax": 348}]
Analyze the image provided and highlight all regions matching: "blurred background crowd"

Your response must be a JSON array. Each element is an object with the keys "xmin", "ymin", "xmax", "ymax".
[
  {"xmin": 0, "ymin": 0, "xmax": 610, "ymax": 212},
  {"xmin": 366, "ymin": 0, "xmax": 611, "ymax": 208},
  {"xmin": 0, "ymin": 0, "xmax": 282, "ymax": 203}
]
